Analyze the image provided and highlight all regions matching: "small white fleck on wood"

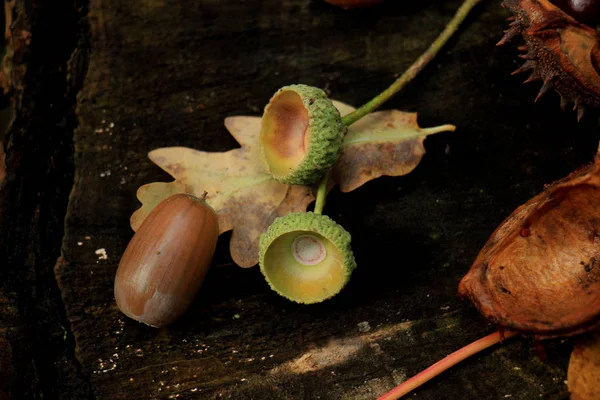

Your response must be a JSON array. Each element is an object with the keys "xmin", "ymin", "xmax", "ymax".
[{"xmin": 95, "ymin": 248, "xmax": 108, "ymax": 260}]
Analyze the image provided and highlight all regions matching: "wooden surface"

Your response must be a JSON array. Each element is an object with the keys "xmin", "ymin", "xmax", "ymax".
[{"xmin": 3, "ymin": 0, "xmax": 600, "ymax": 398}]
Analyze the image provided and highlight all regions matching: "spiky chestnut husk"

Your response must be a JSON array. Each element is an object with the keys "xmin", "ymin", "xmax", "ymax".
[
  {"xmin": 498, "ymin": 0, "xmax": 600, "ymax": 121},
  {"xmin": 259, "ymin": 84, "xmax": 346, "ymax": 185},
  {"xmin": 259, "ymin": 212, "xmax": 356, "ymax": 304}
]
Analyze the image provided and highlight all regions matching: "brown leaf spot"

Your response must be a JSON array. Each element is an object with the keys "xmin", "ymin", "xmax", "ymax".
[
  {"xmin": 335, "ymin": 140, "xmax": 425, "ymax": 192},
  {"xmin": 332, "ymin": 110, "xmax": 454, "ymax": 192},
  {"xmin": 165, "ymin": 163, "xmax": 183, "ymax": 175}
]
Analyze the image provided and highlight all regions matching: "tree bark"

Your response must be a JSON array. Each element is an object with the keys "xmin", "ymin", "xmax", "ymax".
[{"xmin": 0, "ymin": 0, "xmax": 92, "ymax": 398}]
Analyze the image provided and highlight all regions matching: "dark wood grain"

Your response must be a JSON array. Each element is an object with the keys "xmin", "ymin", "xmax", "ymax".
[
  {"xmin": 0, "ymin": 0, "xmax": 93, "ymax": 398},
  {"xmin": 5, "ymin": 0, "xmax": 600, "ymax": 398}
]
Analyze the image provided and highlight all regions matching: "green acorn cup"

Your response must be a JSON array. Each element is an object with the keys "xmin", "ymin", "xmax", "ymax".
[
  {"xmin": 259, "ymin": 84, "xmax": 346, "ymax": 185},
  {"xmin": 259, "ymin": 212, "xmax": 356, "ymax": 304}
]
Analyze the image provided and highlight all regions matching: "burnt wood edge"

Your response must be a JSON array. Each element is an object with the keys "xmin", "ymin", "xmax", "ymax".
[{"xmin": 0, "ymin": 0, "xmax": 94, "ymax": 398}]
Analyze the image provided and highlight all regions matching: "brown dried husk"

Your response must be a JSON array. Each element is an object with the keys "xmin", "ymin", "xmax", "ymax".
[
  {"xmin": 500, "ymin": 0, "xmax": 600, "ymax": 119},
  {"xmin": 459, "ymin": 149, "xmax": 600, "ymax": 339},
  {"xmin": 568, "ymin": 331, "xmax": 600, "ymax": 400}
]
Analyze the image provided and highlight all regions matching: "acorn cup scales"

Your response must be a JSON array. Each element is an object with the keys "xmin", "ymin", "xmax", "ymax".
[{"xmin": 259, "ymin": 84, "xmax": 346, "ymax": 185}]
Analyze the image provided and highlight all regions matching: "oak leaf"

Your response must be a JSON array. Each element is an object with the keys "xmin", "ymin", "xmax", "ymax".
[
  {"xmin": 131, "ymin": 101, "xmax": 454, "ymax": 268},
  {"xmin": 333, "ymin": 104, "xmax": 455, "ymax": 192}
]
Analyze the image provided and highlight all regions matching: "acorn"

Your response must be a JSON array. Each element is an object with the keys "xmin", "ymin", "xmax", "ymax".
[
  {"xmin": 259, "ymin": 212, "xmax": 356, "ymax": 304},
  {"xmin": 259, "ymin": 84, "xmax": 346, "ymax": 185},
  {"xmin": 114, "ymin": 193, "xmax": 219, "ymax": 328}
]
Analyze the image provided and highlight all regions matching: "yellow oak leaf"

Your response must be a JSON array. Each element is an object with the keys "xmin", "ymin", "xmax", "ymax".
[{"xmin": 130, "ymin": 116, "xmax": 314, "ymax": 268}]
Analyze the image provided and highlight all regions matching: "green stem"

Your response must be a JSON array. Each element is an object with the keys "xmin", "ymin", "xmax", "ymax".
[
  {"xmin": 342, "ymin": 0, "xmax": 483, "ymax": 127},
  {"xmin": 313, "ymin": 171, "xmax": 329, "ymax": 215},
  {"xmin": 316, "ymin": 0, "xmax": 481, "ymax": 214}
]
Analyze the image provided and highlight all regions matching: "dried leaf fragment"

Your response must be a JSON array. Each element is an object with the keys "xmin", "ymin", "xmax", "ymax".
[
  {"xmin": 333, "ymin": 106, "xmax": 455, "ymax": 192},
  {"xmin": 568, "ymin": 332, "xmax": 600, "ymax": 400},
  {"xmin": 459, "ymin": 149, "xmax": 600, "ymax": 338}
]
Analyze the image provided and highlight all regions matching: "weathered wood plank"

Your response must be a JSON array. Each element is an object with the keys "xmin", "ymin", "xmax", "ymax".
[{"xmin": 56, "ymin": 0, "xmax": 599, "ymax": 398}]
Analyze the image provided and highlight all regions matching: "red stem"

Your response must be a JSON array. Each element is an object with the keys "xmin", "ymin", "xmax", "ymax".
[{"xmin": 378, "ymin": 330, "xmax": 519, "ymax": 400}]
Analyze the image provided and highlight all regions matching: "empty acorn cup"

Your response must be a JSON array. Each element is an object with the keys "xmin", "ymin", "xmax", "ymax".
[
  {"xmin": 259, "ymin": 84, "xmax": 346, "ymax": 185},
  {"xmin": 259, "ymin": 212, "xmax": 356, "ymax": 304}
]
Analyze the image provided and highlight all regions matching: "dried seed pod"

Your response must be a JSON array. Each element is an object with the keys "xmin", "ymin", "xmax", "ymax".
[
  {"xmin": 259, "ymin": 212, "xmax": 356, "ymax": 304},
  {"xmin": 114, "ymin": 193, "xmax": 219, "ymax": 328},
  {"xmin": 499, "ymin": 0, "xmax": 600, "ymax": 119},
  {"xmin": 259, "ymin": 84, "xmax": 346, "ymax": 185},
  {"xmin": 324, "ymin": 0, "xmax": 384, "ymax": 9},
  {"xmin": 459, "ymin": 150, "xmax": 600, "ymax": 338},
  {"xmin": 568, "ymin": 332, "xmax": 600, "ymax": 400}
]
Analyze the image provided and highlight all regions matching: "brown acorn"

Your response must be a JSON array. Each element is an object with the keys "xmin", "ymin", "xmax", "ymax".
[
  {"xmin": 498, "ymin": 0, "xmax": 600, "ymax": 119},
  {"xmin": 114, "ymin": 193, "xmax": 219, "ymax": 328},
  {"xmin": 459, "ymin": 148, "xmax": 600, "ymax": 338}
]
